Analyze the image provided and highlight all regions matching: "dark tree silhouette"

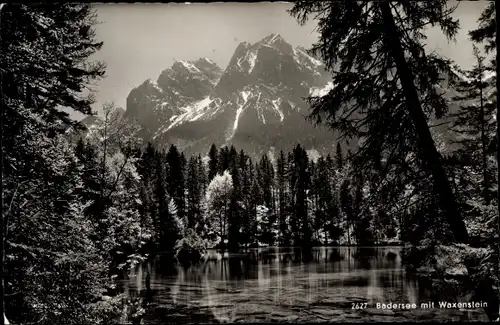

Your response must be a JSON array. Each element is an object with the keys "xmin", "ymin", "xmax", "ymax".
[{"xmin": 288, "ymin": 1, "xmax": 469, "ymax": 244}]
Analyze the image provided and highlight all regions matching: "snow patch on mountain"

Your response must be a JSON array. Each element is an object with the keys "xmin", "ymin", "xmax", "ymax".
[
  {"xmin": 248, "ymin": 52, "xmax": 257, "ymax": 73},
  {"xmin": 294, "ymin": 47, "xmax": 323, "ymax": 67},
  {"xmin": 202, "ymin": 57, "xmax": 215, "ymax": 64},
  {"xmin": 154, "ymin": 97, "xmax": 216, "ymax": 138},
  {"xmin": 272, "ymin": 98, "xmax": 284, "ymax": 122},
  {"xmin": 267, "ymin": 33, "xmax": 280, "ymax": 44},
  {"xmin": 310, "ymin": 81, "xmax": 334, "ymax": 97},
  {"xmin": 241, "ymin": 90, "xmax": 250, "ymax": 103},
  {"xmin": 146, "ymin": 78, "xmax": 163, "ymax": 92},
  {"xmin": 235, "ymin": 49, "xmax": 258, "ymax": 74},
  {"xmin": 179, "ymin": 60, "xmax": 201, "ymax": 74},
  {"xmin": 232, "ymin": 90, "xmax": 251, "ymax": 134},
  {"xmin": 449, "ymin": 66, "xmax": 471, "ymax": 83},
  {"xmin": 254, "ymin": 93, "xmax": 266, "ymax": 124}
]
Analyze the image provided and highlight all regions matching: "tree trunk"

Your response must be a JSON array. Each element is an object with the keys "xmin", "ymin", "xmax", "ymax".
[
  {"xmin": 324, "ymin": 223, "xmax": 328, "ymax": 246},
  {"xmin": 347, "ymin": 218, "xmax": 351, "ymax": 246},
  {"xmin": 1, "ymin": 5, "xmax": 7, "ymax": 323},
  {"xmin": 101, "ymin": 110, "xmax": 109, "ymax": 199},
  {"xmin": 496, "ymin": 1, "xmax": 500, "ymax": 321},
  {"xmin": 379, "ymin": 1, "xmax": 469, "ymax": 243},
  {"xmin": 479, "ymin": 63, "xmax": 489, "ymax": 204}
]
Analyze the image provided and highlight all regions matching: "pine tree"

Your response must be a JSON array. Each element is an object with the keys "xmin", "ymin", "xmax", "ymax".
[
  {"xmin": 186, "ymin": 157, "xmax": 200, "ymax": 229},
  {"xmin": 335, "ymin": 143, "xmax": 343, "ymax": 169},
  {"xmin": 469, "ymin": 2, "xmax": 497, "ymax": 64},
  {"xmin": 137, "ymin": 141, "xmax": 156, "ymax": 183},
  {"xmin": 289, "ymin": 1, "xmax": 469, "ymax": 243},
  {"xmin": 154, "ymin": 150, "xmax": 177, "ymax": 251},
  {"xmin": 197, "ymin": 154, "xmax": 207, "ymax": 194},
  {"xmin": 238, "ymin": 151, "xmax": 253, "ymax": 246},
  {"xmin": 352, "ymin": 173, "xmax": 374, "ymax": 245},
  {"xmin": 450, "ymin": 45, "xmax": 496, "ymax": 205},
  {"xmin": 258, "ymin": 154, "xmax": 274, "ymax": 208},
  {"xmin": 249, "ymin": 175, "xmax": 261, "ymax": 246},
  {"xmin": 468, "ymin": 8, "xmax": 499, "ymax": 317},
  {"xmin": 276, "ymin": 150, "xmax": 289, "ymax": 245},
  {"xmin": 309, "ymin": 160, "xmax": 320, "ymax": 243},
  {"xmin": 1, "ymin": 4, "xmax": 111, "ymax": 324},
  {"xmin": 74, "ymin": 138, "xmax": 101, "ymax": 203},
  {"xmin": 314, "ymin": 157, "xmax": 335, "ymax": 245},
  {"xmin": 218, "ymin": 146, "xmax": 230, "ymax": 175},
  {"xmin": 339, "ymin": 180, "xmax": 353, "ymax": 245},
  {"xmin": 208, "ymin": 144, "xmax": 219, "ymax": 181},
  {"xmin": 166, "ymin": 145, "xmax": 186, "ymax": 224},
  {"xmin": 289, "ymin": 145, "xmax": 311, "ymax": 247},
  {"xmin": 227, "ymin": 153, "xmax": 242, "ymax": 251}
]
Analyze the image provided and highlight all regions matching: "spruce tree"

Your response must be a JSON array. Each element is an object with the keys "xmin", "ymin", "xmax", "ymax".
[
  {"xmin": 137, "ymin": 141, "xmax": 157, "ymax": 183},
  {"xmin": 238, "ymin": 151, "xmax": 252, "ymax": 246},
  {"xmin": 335, "ymin": 143, "xmax": 343, "ymax": 169},
  {"xmin": 289, "ymin": 1, "xmax": 469, "ymax": 243},
  {"xmin": 227, "ymin": 155, "xmax": 242, "ymax": 251},
  {"xmin": 155, "ymin": 151, "xmax": 172, "ymax": 250},
  {"xmin": 290, "ymin": 145, "xmax": 311, "ymax": 247},
  {"xmin": 315, "ymin": 157, "xmax": 335, "ymax": 245},
  {"xmin": 196, "ymin": 154, "xmax": 207, "ymax": 196},
  {"xmin": 166, "ymin": 144, "xmax": 186, "ymax": 224},
  {"xmin": 208, "ymin": 144, "xmax": 219, "ymax": 181},
  {"xmin": 450, "ymin": 45, "xmax": 496, "ymax": 205},
  {"xmin": 249, "ymin": 163, "xmax": 260, "ymax": 245},
  {"xmin": 258, "ymin": 154, "xmax": 274, "ymax": 208},
  {"xmin": 218, "ymin": 146, "xmax": 230, "ymax": 174},
  {"xmin": 339, "ymin": 180, "xmax": 353, "ymax": 245},
  {"xmin": 1, "ymin": 5, "xmax": 108, "ymax": 323},
  {"xmin": 186, "ymin": 156, "xmax": 200, "ymax": 229},
  {"xmin": 276, "ymin": 150, "xmax": 289, "ymax": 245},
  {"xmin": 469, "ymin": 2, "xmax": 497, "ymax": 63}
]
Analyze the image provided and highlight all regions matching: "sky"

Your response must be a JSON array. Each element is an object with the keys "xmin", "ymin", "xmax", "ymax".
[{"xmin": 72, "ymin": 1, "xmax": 491, "ymax": 120}]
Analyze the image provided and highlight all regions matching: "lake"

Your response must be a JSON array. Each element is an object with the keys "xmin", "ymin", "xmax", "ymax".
[{"xmin": 119, "ymin": 246, "xmax": 489, "ymax": 323}]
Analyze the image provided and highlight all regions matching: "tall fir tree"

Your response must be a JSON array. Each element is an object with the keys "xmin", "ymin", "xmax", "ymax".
[
  {"xmin": 227, "ymin": 152, "xmax": 242, "ymax": 251},
  {"xmin": 186, "ymin": 156, "xmax": 201, "ymax": 229},
  {"xmin": 276, "ymin": 150, "xmax": 290, "ymax": 245},
  {"xmin": 289, "ymin": 1, "xmax": 469, "ymax": 244},
  {"xmin": 1, "ymin": 4, "xmax": 111, "ymax": 324},
  {"xmin": 166, "ymin": 145, "xmax": 186, "ymax": 225},
  {"xmin": 208, "ymin": 144, "xmax": 218, "ymax": 181},
  {"xmin": 450, "ymin": 45, "xmax": 496, "ymax": 205},
  {"xmin": 335, "ymin": 143, "xmax": 343, "ymax": 169}
]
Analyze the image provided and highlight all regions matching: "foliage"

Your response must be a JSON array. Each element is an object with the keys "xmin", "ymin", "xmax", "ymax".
[
  {"xmin": 174, "ymin": 229, "xmax": 207, "ymax": 266},
  {"xmin": 3, "ymin": 3, "xmax": 497, "ymax": 324},
  {"xmin": 205, "ymin": 170, "xmax": 233, "ymax": 246},
  {"xmin": 288, "ymin": 1, "xmax": 469, "ymax": 244},
  {"xmin": 0, "ymin": 4, "xmax": 119, "ymax": 324}
]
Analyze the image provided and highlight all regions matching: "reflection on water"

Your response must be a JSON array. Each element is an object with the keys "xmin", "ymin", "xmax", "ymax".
[{"xmin": 120, "ymin": 247, "xmax": 487, "ymax": 323}]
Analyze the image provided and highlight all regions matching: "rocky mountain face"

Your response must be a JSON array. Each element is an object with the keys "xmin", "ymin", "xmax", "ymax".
[
  {"xmin": 80, "ymin": 33, "xmax": 493, "ymax": 159},
  {"xmin": 124, "ymin": 33, "xmax": 338, "ymax": 158}
]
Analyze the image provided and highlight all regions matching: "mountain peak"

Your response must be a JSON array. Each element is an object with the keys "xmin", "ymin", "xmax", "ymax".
[
  {"xmin": 125, "ymin": 32, "xmax": 334, "ymax": 156},
  {"xmin": 259, "ymin": 33, "xmax": 283, "ymax": 45},
  {"xmin": 172, "ymin": 60, "xmax": 202, "ymax": 74},
  {"xmin": 254, "ymin": 33, "xmax": 293, "ymax": 56},
  {"xmin": 196, "ymin": 57, "xmax": 217, "ymax": 65}
]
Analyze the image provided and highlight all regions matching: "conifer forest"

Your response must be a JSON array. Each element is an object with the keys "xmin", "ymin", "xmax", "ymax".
[{"xmin": 1, "ymin": 2, "xmax": 499, "ymax": 324}]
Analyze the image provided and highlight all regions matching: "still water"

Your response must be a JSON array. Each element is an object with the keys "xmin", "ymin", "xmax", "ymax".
[{"xmin": 120, "ymin": 247, "xmax": 488, "ymax": 323}]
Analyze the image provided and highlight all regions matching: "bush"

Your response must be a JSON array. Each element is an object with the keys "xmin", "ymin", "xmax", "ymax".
[{"xmin": 174, "ymin": 229, "xmax": 207, "ymax": 266}]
